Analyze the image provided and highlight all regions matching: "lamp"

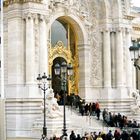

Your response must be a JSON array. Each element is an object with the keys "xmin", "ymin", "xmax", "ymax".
[
  {"xmin": 129, "ymin": 40, "xmax": 140, "ymax": 89},
  {"xmin": 129, "ymin": 41, "xmax": 140, "ymax": 60},
  {"xmin": 37, "ymin": 73, "xmax": 51, "ymax": 140},
  {"xmin": 54, "ymin": 62, "xmax": 73, "ymax": 137}
]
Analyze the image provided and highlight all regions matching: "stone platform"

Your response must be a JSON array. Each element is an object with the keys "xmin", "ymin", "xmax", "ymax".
[{"xmin": 32, "ymin": 114, "xmax": 71, "ymax": 138}]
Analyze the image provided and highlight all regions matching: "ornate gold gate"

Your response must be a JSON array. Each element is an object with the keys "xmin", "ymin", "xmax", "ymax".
[{"xmin": 48, "ymin": 41, "xmax": 79, "ymax": 95}]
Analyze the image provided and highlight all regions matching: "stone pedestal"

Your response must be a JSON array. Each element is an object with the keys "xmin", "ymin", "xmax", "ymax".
[{"xmin": 32, "ymin": 116, "xmax": 70, "ymax": 138}]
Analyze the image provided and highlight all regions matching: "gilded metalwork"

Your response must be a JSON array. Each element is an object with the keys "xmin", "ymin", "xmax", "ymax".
[
  {"xmin": 49, "ymin": 41, "xmax": 72, "ymax": 64},
  {"xmin": 49, "ymin": 41, "xmax": 79, "ymax": 95}
]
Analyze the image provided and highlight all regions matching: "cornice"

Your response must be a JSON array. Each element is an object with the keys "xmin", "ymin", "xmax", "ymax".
[
  {"xmin": 123, "ymin": 14, "xmax": 135, "ymax": 20},
  {"xmin": 133, "ymin": 25, "xmax": 140, "ymax": 31},
  {"xmin": 3, "ymin": 0, "xmax": 42, "ymax": 7}
]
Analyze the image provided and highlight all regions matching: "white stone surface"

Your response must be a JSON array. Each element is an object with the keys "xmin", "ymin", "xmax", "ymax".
[
  {"xmin": 0, "ymin": 99, "xmax": 6, "ymax": 140},
  {"xmin": 2, "ymin": 0, "xmax": 140, "ymax": 139},
  {"xmin": 103, "ymin": 30, "xmax": 111, "ymax": 87}
]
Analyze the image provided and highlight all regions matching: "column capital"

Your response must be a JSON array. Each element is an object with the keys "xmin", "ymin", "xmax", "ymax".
[
  {"xmin": 22, "ymin": 12, "xmax": 34, "ymax": 21},
  {"xmin": 110, "ymin": 28, "xmax": 116, "ymax": 32},
  {"xmin": 39, "ymin": 14, "xmax": 46, "ymax": 22},
  {"xmin": 116, "ymin": 27, "xmax": 124, "ymax": 32},
  {"xmin": 102, "ymin": 27, "xmax": 111, "ymax": 32},
  {"xmin": 39, "ymin": 14, "xmax": 50, "ymax": 24},
  {"xmin": 34, "ymin": 14, "xmax": 39, "ymax": 25},
  {"xmin": 125, "ymin": 27, "xmax": 132, "ymax": 33}
]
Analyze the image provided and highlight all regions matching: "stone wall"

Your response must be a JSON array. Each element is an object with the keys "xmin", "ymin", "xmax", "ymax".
[{"xmin": 0, "ymin": 99, "xmax": 6, "ymax": 140}]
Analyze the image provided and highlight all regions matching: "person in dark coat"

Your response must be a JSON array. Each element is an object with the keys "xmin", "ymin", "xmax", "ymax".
[
  {"xmin": 114, "ymin": 130, "xmax": 121, "ymax": 140},
  {"xmin": 76, "ymin": 134, "xmax": 82, "ymax": 140},
  {"xmin": 130, "ymin": 130, "xmax": 138, "ymax": 140},
  {"xmin": 106, "ymin": 130, "xmax": 113, "ymax": 140},
  {"xmin": 120, "ymin": 130, "xmax": 129, "ymax": 140},
  {"xmin": 70, "ymin": 130, "xmax": 76, "ymax": 140},
  {"xmin": 96, "ymin": 108, "xmax": 101, "ymax": 120}
]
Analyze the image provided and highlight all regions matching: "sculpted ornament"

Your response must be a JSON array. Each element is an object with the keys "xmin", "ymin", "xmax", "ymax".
[
  {"xmin": 41, "ymin": 88, "xmax": 62, "ymax": 118},
  {"xmin": 130, "ymin": 90, "xmax": 140, "ymax": 114},
  {"xmin": 86, "ymin": 1, "xmax": 101, "ymax": 86},
  {"xmin": 48, "ymin": 0, "xmax": 100, "ymax": 86}
]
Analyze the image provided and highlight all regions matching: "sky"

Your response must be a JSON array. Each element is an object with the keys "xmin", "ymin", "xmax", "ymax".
[{"xmin": 132, "ymin": 0, "xmax": 140, "ymax": 6}]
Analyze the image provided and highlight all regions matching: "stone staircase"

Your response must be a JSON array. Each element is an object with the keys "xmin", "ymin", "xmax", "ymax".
[
  {"xmin": 66, "ymin": 106, "xmax": 107, "ymax": 132},
  {"xmin": 5, "ymin": 98, "xmax": 140, "ymax": 139},
  {"xmin": 32, "ymin": 106, "xmax": 109, "ymax": 138},
  {"xmin": 98, "ymin": 98, "xmax": 134, "ymax": 115},
  {"xmin": 98, "ymin": 98, "xmax": 140, "ymax": 123}
]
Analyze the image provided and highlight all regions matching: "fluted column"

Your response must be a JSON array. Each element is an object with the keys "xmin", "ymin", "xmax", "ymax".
[
  {"xmin": 116, "ymin": 28, "xmax": 124, "ymax": 87},
  {"xmin": 126, "ymin": 28, "xmax": 132, "ymax": 88},
  {"xmin": 111, "ymin": 31, "xmax": 116, "ymax": 87},
  {"xmin": 103, "ymin": 29, "xmax": 111, "ymax": 87},
  {"xmin": 25, "ymin": 13, "xmax": 35, "ymax": 84},
  {"xmin": 39, "ymin": 15, "xmax": 48, "ymax": 75}
]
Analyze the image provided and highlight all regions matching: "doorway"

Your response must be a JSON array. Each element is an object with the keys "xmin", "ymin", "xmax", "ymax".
[{"xmin": 52, "ymin": 57, "xmax": 68, "ymax": 94}]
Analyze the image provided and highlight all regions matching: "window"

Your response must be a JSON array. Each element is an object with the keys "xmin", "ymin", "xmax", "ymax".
[{"xmin": 51, "ymin": 20, "xmax": 68, "ymax": 47}]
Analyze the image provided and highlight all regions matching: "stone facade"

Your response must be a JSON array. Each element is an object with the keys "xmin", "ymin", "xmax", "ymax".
[
  {"xmin": 1, "ymin": 0, "xmax": 140, "ymax": 139},
  {"xmin": 3, "ymin": 0, "xmax": 135, "ymax": 99}
]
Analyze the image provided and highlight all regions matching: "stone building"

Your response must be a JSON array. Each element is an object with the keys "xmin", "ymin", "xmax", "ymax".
[{"xmin": 1, "ymin": 0, "xmax": 140, "ymax": 140}]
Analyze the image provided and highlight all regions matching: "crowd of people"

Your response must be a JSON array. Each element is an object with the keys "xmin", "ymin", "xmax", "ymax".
[
  {"xmin": 54, "ymin": 92, "xmax": 102, "ymax": 120},
  {"xmin": 52, "ymin": 92, "xmax": 140, "ymax": 139},
  {"xmin": 54, "ymin": 92, "xmax": 140, "ymax": 128},
  {"xmin": 102, "ymin": 109, "xmax": 140, "ymax": 129},
  {"xmin": 49, "ymin": 129, "xmax": 140, "ymax": 140}
]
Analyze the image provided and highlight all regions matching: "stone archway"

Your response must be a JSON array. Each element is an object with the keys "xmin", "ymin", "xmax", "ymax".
[{"xmin": 48, "ymin": 16, "xmax": 88, "ymax": 96}]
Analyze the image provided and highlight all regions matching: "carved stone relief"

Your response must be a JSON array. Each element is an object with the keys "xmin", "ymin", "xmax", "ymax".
[
  {"xmin": 86, "ymin": 1, "xmax": 102, "ymax": 86},
  {"xmin": 48, "ymin": 0, "xmax": 102, "ymax": 87}
]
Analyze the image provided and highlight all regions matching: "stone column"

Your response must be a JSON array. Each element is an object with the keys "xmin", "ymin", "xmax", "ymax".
[
  {"xmin": 111, "ymin": 31, "xmax": 116, "ymax": 87},
  {"xmin": 25, "ymin": 13, "xmax": 35, "ymax": 84},
  {"xmin": 116, "ymin": 28, "xmax": 124, "ymax": 87},
  {"xmin": 39, "ymin": 15, "xmax": 48, "ymax": 75},
  {"xmin": 8, "ymin": 14, "xmax": 24, "ymax": 84},
  {"xmin": 78, "ymin": 44, "xmax": 90, "ymax": 98},
  {"xmin": 103, "ymin": 29, "xmax": 111, "ymax": 87},
  {"xmin": 126, "ymin": 28, "xmax": 133, "ymax": 88}
]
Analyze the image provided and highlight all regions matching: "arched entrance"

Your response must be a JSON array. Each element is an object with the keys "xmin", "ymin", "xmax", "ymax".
[{"xmin": 48, "ymin": 18, "xmax": 80, "ymax": 95}]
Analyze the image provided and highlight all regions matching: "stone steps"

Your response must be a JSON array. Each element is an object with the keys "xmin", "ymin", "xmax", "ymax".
[
  {"xmin": 98, "ymin": 98, "xmax": 140, "ymax": 124},
  {"xmin": 5, "ymin": 98, "xmax": 42, "ymax": 138},
  {"xmin": 5, "ymin": 98, "xmax": 140, "ymax": 139},
  {"xmin": 98, "ymin": 98, "xmax": 134, "ymax": 115}
]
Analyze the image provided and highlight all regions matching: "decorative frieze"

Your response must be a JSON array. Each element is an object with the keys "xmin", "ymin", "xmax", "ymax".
[
  {"xmin": 123, "ymin": 15, "xmax": 135, "ymax": 20},
  {"xmin": 133, "ymin": 26, "xmax": 140, "ymax": 31},
  {"xmin": 3, "ymin": 0, "xmax": 42, "ymax": 7}
]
